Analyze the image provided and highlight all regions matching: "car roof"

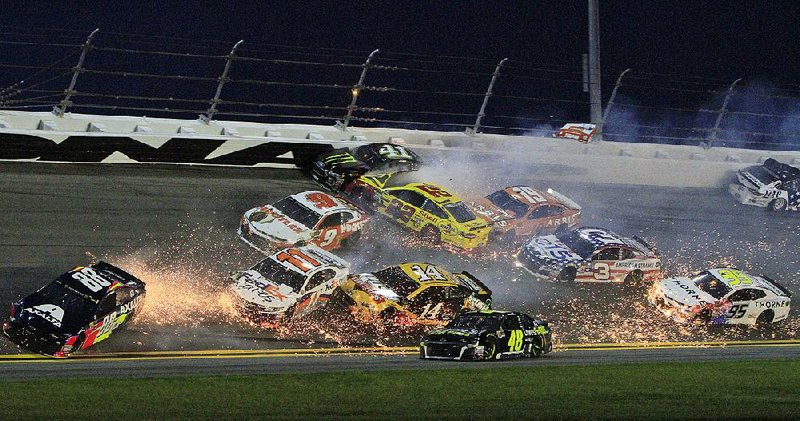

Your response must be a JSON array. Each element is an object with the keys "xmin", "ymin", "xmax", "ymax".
[
  {"xmin": 266, "ymin": 245, "xmax": 349, "ymax": 275},
  {"xmin": 374, "ymin": 263, "xmax": 461, "ymax": 291},
  {"xmin": 574, "ymin": 227, "xmax": 628, "ymax": 250},
  {"xmin": 499, "ymin": 186, "xmax": 563, "ymax": 207},
  {"xmin": 288, "ymin": 190, "xmax": 359, "ymax": 216},
  {"xmin": 401, "ymin": 183, "xmax": 461, "ymax": 205},
  {"xmin": 706, "ymin": 268, "xmax": 775, "ymax": 292}
]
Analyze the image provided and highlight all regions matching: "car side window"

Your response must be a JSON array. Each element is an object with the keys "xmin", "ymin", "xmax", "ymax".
[
  {"xmin": 519, "ymin": 314, "xmax": 536, "ymax": 330},
  {"xmin": 403, "ymin": 191, "xmax": 426, "ymax": 208},
  {"xmin": 501, "ymin": 315, "xmax": 521, "ymax": 330},
  {"xmin": 620, "ymin": 248, "xmax": 635, "ymax": 260},
  {"xmin": 729, "ymin": 289, "xmax": 765, "ymax": 301},
  {"xmin": 341, "ymin": 212, "xmax": 356, "ymax": 223},
  {"xmin": 422, "ymin": 200, "xmax": 448, "ymax": 219},
  {"xmin": 116, "ymin": 288, "xmax": 133, "ymax": 306},
  {"xmin": 317, "ymin": 213, "xmax": 342, "ymax": 229},
  {"xmin": 594, "ymin": 247, "xmax": 621, "ymax": 261},
  {"xmin": 96, "ymin": 293, "xmax": 117, "ymax": 318},
  {"xmin": 529, "ymin": 205, "xmax": 563, "ymax": 219},
  {"xmin": 304, "ymin": 268, "xmax": 336, "ymax": 292}
]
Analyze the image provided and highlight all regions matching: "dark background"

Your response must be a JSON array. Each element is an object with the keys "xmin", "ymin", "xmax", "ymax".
[{"xmin": 1, "ymin": 1, "xmax": 799, "ymax": 148}]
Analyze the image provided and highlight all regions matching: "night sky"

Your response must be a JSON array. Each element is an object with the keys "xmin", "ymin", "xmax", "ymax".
[{"xmin": 2, "ymin": 1, "xmax": 800, "ymax": 147}]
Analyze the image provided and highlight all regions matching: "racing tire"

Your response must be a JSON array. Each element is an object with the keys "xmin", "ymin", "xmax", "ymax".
[
  {"xmin": 768, "ymin": 198, "xmax": 787, "ymax": 211},
  {"xmin": 557, "ymin": 266, "xmax": 577, "ymax": 282},
  {"xmin": 420, "ymin": 225, "xmax": 441, "ymax": 245},
  {"xmin": 482, "ymin": 335, "xmax": 498, "ymax": 360},
  {"xmin": 531, "ymin": 337, "xmax": 543, "ymax": 358},
  {"xmin": 624, "ymin": 270, "xmax": 644, "ymax": 285},
  {"xmin": 756, "ymin": 310, "xmax": 774, "ymax": 327}
]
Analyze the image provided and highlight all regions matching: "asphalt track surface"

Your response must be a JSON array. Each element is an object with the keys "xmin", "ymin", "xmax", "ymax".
[{"xmin": 0, "ymin": 150, "xmax": 798, "ymax": 377}]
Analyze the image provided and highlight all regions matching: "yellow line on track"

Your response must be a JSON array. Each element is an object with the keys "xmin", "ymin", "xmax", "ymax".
[{"xmin": 1, "ymin": 339, "xmax": 798, "ymax": 363}]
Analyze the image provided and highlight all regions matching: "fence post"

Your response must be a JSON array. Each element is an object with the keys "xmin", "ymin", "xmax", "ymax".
[
  {"xmin": 467, "ymin": 58, "xmax": 507, "ymax": 135},
  {"xmin": 597, "ymin": 68, "xmax": 631, "ymax": 141},
  {"xmin": 201, "ymin": 40, "xmax": 244, "ymax": 123},
  {"xmin": 705, "ymin": 78, "xmax": 741, "ymax": 149},
  {"xmin": 339, "ymin": 49, "xmax": 379, "ymax": 131},
  {"xmin": 53, "ymin": 28, "xmax": 99, "ymax": 117}
]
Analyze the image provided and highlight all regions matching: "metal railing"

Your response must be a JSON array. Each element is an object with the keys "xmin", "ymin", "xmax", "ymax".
[{"xmin": 0, "ymin": 27, "xmax": 799, "ymax": 151}]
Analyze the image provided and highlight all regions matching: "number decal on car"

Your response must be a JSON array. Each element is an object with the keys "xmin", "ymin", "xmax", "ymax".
[
  {"xmin": 317, "ymin": 228, "xmax": 338, "ymax": 247},
  {"xmin": 420, "ymin": 302, "xmax": 445, "ymax": 319},
  {"xmin": 507, "ymin": 329, "xmax": 524, "ymax": 352},
  {"xmin": 410, "ymin": 264, "xmax": 446, "ymax": 282},
  {"xmin": 511, "ymin": 186, "xmax": 546, "ymax": 204},
  {"xmin": 72, "ymin": 268, "xmax": 111, "ymax": 292},
  {"xmin": 718, "ymin": 269, "xmax": 752, "ymax": 286},
  {"xmin": 416, "ymin": 184, "xmax": 452, "ymax": 198},
  {"xmin": 387, "ymin": 200, "xmax": 415, "ymax": 223},
  {"xmin": 306, "ymin": 192, "xmax": 337, "ymax": 209},
  {"xmin": 592, "ymin": 262, "xmax": 610, "ymax": 280},
  {"xmin": 275, "ymin": 248, "xmax": 321, "ymax": 272},
  {"xmin": 727, "ymin": 304, "xmax": 749, "ymax": 318},
  {"xmin": 378, "ymin": 144, "xmax": 413, "ymax": 160}
]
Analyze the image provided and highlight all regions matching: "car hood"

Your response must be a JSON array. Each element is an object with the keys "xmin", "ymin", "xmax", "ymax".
[
  {"xmin": 424, "ymin": 328, "xmax": 480, "ymax": 343},
  {"xmin": 657, "ymin": 278, "xmax": 717, "ymax": 306},
  {"xmin": 469, "ymin": 199, "xmax": 515, "ymax": 228},
  {"xmin": 232, "ymin": 270, "xmax": 299, "ymax": 312},
  {"xmin": 246, "ymin": 207, "xmax": 311, "ymax": 245},
  {"xmin": 524, "ymin": 235, "xmax": 584, "ymax": 265}
]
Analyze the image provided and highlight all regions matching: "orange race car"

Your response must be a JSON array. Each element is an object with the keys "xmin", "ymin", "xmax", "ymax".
[{"xmin": 470, "ymin": 186, "xmax": 581, "ymax": 243}]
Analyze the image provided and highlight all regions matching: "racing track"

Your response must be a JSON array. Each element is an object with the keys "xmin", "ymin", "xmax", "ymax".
[{"xmin": 0, "ymin": 150, "xmax": 798, "ymax": 375}]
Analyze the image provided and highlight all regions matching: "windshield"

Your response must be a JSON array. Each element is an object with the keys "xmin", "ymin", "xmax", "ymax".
[
  {"xmin": 254, "ymin": 259, "xmax": 307, "ymax": 291},
  {"xmin": 447, "ymin": 313, "xmax": 500, "ymax": 331},
  {"xmin": 692, "ymin": 272, "xmax": 732, "ymax": 300},
  {"xmin": 271, "ymin": 197, "xmax": 321, "ymax": 229},
  {"xmin": 748, "ymin": 166, "xmax": 776, "ymax": 185},
  {"xmin": 25, "ymin": 281, "xmax": 98, "ymax": 332},
  {"xmin": 555, "ymin": 230, "xmax": 594, "ymax": 258},
  {"xmin": 445, "ymin": 202, "xmax": 477, "ymax": 223},
  {"xmin": 372, "ymin": 266, "xmax": 419, "ymax": 298},
  {"xmin": 486, "ymin": 190, "xmax": 528, "ymax": 218}
]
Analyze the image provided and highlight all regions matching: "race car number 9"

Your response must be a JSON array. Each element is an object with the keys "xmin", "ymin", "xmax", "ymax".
[
  {"xmin": 72, "ymin": 268, "xmax": 111, "ymax": 292},
  {"xmin": 306, "ymin": 192, "xmax": 337, "ymax": 209}
]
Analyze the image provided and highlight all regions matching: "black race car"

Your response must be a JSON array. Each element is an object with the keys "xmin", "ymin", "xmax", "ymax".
[
  {"xmin": 2, "ymin": 261, "xmax": 146, "ymax": 357},
  {"xmin": 420, "ymin": 310, "xmax": 552, "ymax": 361},
  {"xmin": 309, "ymin": 143, "xmax": 422, "ymax": 192}
]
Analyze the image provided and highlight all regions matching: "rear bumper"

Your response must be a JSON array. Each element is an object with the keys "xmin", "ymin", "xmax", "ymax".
[{"xmin": 728, "ymin": 184, "xmax": 768, "ymax": 207}]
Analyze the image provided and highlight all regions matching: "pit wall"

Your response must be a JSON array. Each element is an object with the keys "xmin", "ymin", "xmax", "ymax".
[{"xmin": 1, "ymin": 110, "xmax": 799, "ymax": 188}]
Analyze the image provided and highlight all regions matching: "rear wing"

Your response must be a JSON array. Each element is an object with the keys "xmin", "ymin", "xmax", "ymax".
[
  {"xmin": 761, "ymin": 275, "xmax": 792, "ymax": 298},
  {"xmin": 546, "ymin": 188, "xmax": 581, "ymax": 210},
  {"xmin": 458, "ymin": 271, "xmax": 492, "ymax": 297}
]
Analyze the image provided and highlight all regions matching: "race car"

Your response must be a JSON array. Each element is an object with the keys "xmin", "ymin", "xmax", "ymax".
[
  {"xmin": 649, "ymin": 267, "xmax": 792, "ymax": 326},
  {"xmin": 230, "ymin": 245, "xmax": 350, "ymax": 325},
  {"xmin": 346, "ymin": 174, "xmax": 491, "ymax": 250},
  {"xmin": 553, "ymin": 123, "xmax": 597, "ymax": 143},
  {"xmin": 470, "ymin": 186, "xmax": 581, "ymax": 242},
  {"xmin": 238, "ymin": 190, "xmax": 368, "ymax": 253},
  {"xmin": 517, "ymin": 226, "xmax": 661, "ymax": 283},
  {"xmin": 728, "ymin": 158, "xmax": 800, "ymax": 211},
  {"xmin": 331, "ymin": 262, "xmax": 492, "ymax": 328},
  {"xmin": 2, "ymin": 261, "xmax": 146, "ymax": 357},
  {"xmin": 420, "ymin": 310, "xmax": 552, "ymax": 361},
  {"xmin": 309, "ymin": 143, "xmax": 422, "ymax": 192}
]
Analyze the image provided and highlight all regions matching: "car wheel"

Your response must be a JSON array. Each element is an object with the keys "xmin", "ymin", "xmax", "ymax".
[
  {"xmin": 768, "ymin": 198, "xmax": 787, "ymax": 211},
  {"xmin": 483, "ymin": 335, "xmax": 498, "ymax": 360},
  {"xmin": 624, "ymin": 270, "xmax": 644, "ymax": 285},
  {"xmin": 557, "ymin": 266, "xmax": 577, "ymax": 282},
  {"xmin": 531, "ymin": 337, "xmax": 543, "ymax": 358},
  {"xmin": 756, "ymin": 310, "xmax": 774, "ymax": 327},
  {"xmin": 420, "ymin": 226, "xmax": 441, "ymax": 245}
]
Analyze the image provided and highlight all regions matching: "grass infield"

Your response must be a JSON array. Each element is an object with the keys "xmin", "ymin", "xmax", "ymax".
[{"xmin": 1, "ymin": 359, "xmax": 798, "ymax": 419}]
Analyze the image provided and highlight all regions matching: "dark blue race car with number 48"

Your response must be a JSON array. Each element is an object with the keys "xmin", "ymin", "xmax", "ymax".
[{"xmin": 420, "ymin": 310, "xmax": 552, "ymax": 361}]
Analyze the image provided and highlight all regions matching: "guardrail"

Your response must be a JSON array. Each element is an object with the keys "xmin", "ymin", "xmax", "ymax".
[{"xmin": 1, "ymin": 27, "xmax": 799, "ymax": 150}]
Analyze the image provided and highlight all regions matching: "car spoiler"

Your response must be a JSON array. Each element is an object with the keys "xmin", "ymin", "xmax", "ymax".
[
  {"xmin": 459, "ymin": 271, "xmax": 491, "ymax": 295},
  {"xmin": 94, "ymin": 261, "xmax": 146, "ymax": 287},
  {"xmin": 630, "ymin": 235, "xmax": 658, "ymax": 256},
  {"xmin": 761, "ymin": 275, "xmax": 792, "ymax": 298},
  {"xmin": 546, "ymin": 188, "xmax": 582, "ymax": 210}
]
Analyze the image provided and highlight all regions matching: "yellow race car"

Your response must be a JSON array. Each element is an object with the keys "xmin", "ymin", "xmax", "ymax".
[
  {"xmin": 345, "ymin": 174, "xmax": 491, "ymax": 249},
  {"xmin": 331, "ymin": 262, "xmax": 492, "ymax": 327}
]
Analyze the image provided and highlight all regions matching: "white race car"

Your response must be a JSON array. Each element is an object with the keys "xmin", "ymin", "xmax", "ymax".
[
  {"xmin": 728, "ymin": 158, "xmax": 800, "ymax": 211},
  {"xmin": 238, "ymin": 190, "xmax": 368, "ymax": 253},
  {"xmin": 230, "ymin": 245, "xmax": 350, "ymax": 325},
  {"xmin": 649, "ymin": 268, "xmax": 792, "ymax": 326}
]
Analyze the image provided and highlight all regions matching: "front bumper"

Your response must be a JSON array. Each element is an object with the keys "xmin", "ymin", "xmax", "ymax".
[
  {"xmin": 2, "ymin": 321, "xmax": 65, "ymax": 357},
  {"xmin": 420, "ymin": 341, "xmax": 483, "ymax": 360},
  {"xmin": 728, "ymin": 184, "xmax": 769, "ymax": 207}
]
